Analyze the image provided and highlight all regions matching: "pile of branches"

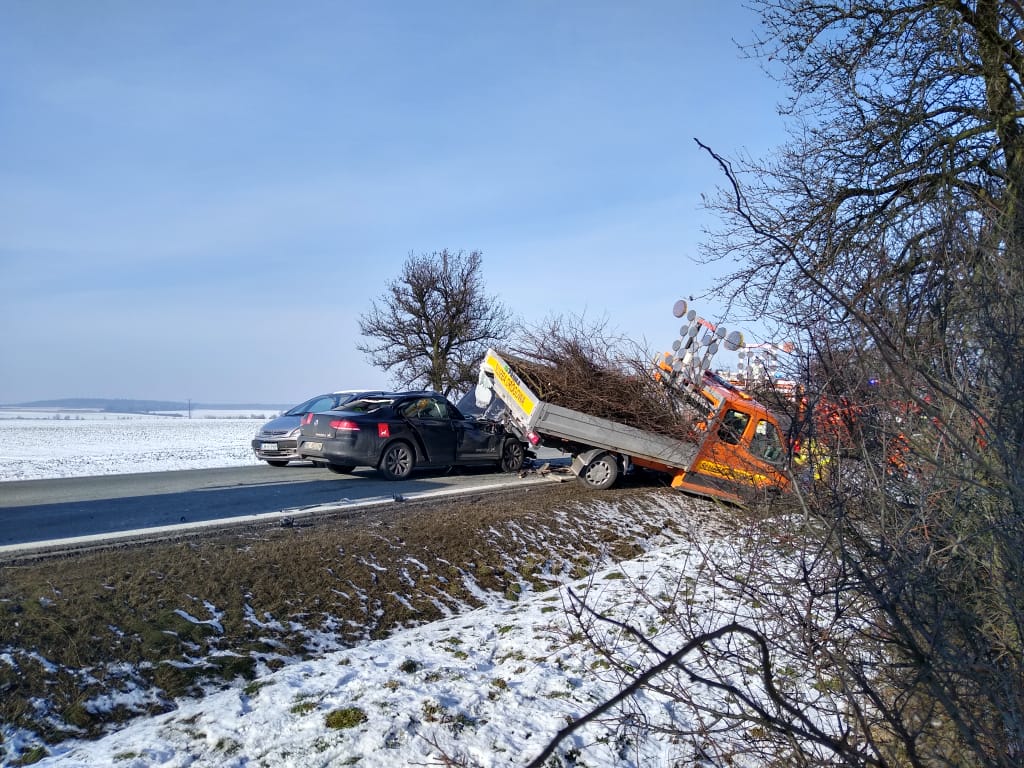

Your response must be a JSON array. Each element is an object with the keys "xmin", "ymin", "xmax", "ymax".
[{"xmin": 503, "ymin": 315, "xmax": 697, "ymax": 440}]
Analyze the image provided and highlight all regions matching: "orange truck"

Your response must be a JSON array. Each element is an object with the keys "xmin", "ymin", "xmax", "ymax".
[{"xmin": 475, "ymin": 303, "xmax": 791, "ymax": 504}]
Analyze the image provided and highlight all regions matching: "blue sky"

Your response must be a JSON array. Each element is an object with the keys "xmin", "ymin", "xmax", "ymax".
[{"xmin": 0, "ymin": 1, "xmax": 788, "ymax": 405}]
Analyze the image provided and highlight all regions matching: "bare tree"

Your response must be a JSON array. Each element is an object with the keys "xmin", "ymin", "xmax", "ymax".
[
  {"xmin": 357, "ymin": 250, "xmax": 512, "ymax": 397},
  {"xmin": 532, "ymin": 1, "xmax": 1024, "ymax": 765}
]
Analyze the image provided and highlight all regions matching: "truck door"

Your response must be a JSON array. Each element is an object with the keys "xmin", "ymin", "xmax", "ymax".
[{"xmin": 690, "ymin": 406, "xmax": 789, "ymax": 498}]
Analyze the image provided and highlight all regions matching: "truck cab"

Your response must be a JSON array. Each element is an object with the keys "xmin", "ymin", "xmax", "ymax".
[{"xmin": 667, "ymin": 373, "xmax": 790, "ymax": 503}]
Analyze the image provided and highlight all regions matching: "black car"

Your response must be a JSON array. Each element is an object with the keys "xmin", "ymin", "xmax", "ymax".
[
  {"xmin": 296, "ymin": 391, "xmax": 528, "ymax": 479},
  {"xmin": 251, "ymin": 390, "xmax": 386, "ymax": 466}
]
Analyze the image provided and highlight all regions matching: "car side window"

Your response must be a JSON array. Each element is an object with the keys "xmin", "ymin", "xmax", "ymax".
[
  {"xmin": 308, "ymin": 397, "xmax": 337, "ymax": 412},
  {"xmin": 750, "ymin": 419, "xmax": 785, "ymax": 464},
  {"xmin": 400, "ymin": 398, "xmax": 444, "ymax": 419},
  {"xmin": 717, "ymin": 409, "xmax": 751, "ymax": 445}
]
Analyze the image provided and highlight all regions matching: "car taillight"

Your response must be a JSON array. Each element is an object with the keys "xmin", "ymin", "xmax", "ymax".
[
  {"xmin": 527, "ymin": 431, "xmax": 541, "ymax": 446},
  {"xmin": 330, "ymin": 419, "xmax": 360, "ymax": 431},
  {"xmin": 302, "ymin": 412, "xmax": 314, "ymax": 425}
]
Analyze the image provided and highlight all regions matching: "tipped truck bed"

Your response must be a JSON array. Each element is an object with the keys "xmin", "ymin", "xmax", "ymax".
[{"xmin": 478, "ymin": 348, "xmax": 700, "ymax": 473}]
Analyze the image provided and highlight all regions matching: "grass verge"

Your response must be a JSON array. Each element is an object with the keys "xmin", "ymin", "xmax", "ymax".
[{"xmin": 1, "ymin": 480, "xmax": 714, "ymax": 762}]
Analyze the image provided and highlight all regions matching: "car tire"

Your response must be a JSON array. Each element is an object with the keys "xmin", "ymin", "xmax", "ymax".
[
  {"xmin": 326, "ymin": 463, "xmax": 356, "ymax": 474},
  {"xmin": 498, "ymin": 439, "xmax": 526, "ymax": 473},
  {"xmin": 379, "ymin": 441, "xmax": 415, "ymax": 480},
  {"xmin": 265, "ymin": 460, "xmax": 289, "ymax": 467},
  {"xmin": 577, "ymin": 452, "xmax": 619, "ymax": 490}
]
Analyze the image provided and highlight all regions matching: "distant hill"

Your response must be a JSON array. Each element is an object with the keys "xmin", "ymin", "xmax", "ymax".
[{"xmin": 2, "ymin": 398, "xmax": 288, "ymax": 413}]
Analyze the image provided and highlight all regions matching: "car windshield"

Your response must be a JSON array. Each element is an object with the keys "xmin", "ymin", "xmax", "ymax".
[{"xmin": 455, "ymin": 390, "xmax": 504, "ymax": 420}]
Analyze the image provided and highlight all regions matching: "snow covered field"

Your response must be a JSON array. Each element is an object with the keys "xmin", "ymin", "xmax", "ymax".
[{"xmin": 0, "ymin": 409, "xmax": 269, "ymax": 482}]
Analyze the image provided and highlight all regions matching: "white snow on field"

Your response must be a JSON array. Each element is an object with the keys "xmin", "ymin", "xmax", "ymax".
[{"xmin": 0, "ymin": 409, "xmax": 270, "ymax": 481}]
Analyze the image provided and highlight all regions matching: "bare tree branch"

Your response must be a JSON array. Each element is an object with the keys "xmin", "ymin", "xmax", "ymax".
[{"xmin": 357, "ymin": 250, "xmax": 512, "ymax": 397}]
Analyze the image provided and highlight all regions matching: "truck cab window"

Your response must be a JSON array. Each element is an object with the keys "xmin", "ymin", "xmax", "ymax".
[
  {"xmin": 717, "ymin": 410, "xmax": 750, "ymax": 445},
  {"xmin": 750, "ymin": 419, "xmax": 785, "ymax": 463}
]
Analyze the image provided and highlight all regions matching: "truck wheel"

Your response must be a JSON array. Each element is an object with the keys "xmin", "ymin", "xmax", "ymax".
[
  {"xmin": 379, "ymin": 442, "xmax": 415, "ymax": 480},
  {"xmin": 577, "ymin": 452, "xmax": 619, "ymax": 490},
  {"xmin": 326, "ymin": 463, "xmax": 356, "ymax": 474},
  {"xmin": 498, "ymin": 439, "xmax": 526, "ymax": 472}
]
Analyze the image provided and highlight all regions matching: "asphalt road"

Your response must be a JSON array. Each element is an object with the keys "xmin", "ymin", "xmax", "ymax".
[{"xmin": 0, "ymin": 461, "xmax": 566, "ymax": 554}]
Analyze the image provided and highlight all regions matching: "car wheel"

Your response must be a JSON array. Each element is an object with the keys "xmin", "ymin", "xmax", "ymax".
[
  {"xmin": 379, "ymin": 441, "xmax": 415, "ymax": 480},
  {"xmin": 326, "ymin": 463, "xmax": 356, "ymax": 474},
  {"xmin": 265, "ymin": 460, "xmax": 289, "ymax": 467},
  {"xmin": 498, "ymin": 439, "xmax": 525, "ymax": 473},
  {"xmin": 577, "ymin": 452, "xmax": 619, "ymax": 490}
]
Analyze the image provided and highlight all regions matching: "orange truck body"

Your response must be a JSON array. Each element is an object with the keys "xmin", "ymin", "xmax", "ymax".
[{"xmin": 660, "ymin": 372, "xmax": 791, "ymax": 503}]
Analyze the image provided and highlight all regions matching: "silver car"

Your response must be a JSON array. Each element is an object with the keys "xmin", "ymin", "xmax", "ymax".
[{"xmin": 252, "ymin": 390, "xmax": 385, "ymax": 466}]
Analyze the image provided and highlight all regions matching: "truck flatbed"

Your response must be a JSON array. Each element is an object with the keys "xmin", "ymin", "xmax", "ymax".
[{"xmin": 526, "ymin": 400, "xmax": 699, "ymax": 469}]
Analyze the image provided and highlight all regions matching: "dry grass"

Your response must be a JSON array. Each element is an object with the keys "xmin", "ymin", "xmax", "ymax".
[{"xmin": 0, "ymin": 480, "xmax": 704, "ymax": 757}]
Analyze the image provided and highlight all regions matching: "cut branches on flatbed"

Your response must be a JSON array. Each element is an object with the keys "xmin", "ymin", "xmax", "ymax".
[{"xmin": 505, "ymin": 315, "xmax": 699, "ymax": 441}]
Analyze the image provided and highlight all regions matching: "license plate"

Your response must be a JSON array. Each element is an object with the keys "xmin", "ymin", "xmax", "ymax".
[
  {"xmin": 304, "ymin": 441, "xmax": 323, "ymax": 451},
  {"xmin": 260, "ymin": 443, "xmax": 278, "ymax": 451}
]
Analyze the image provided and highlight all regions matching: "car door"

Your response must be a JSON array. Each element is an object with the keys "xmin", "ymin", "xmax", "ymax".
[
  {"xmin": 399, "ymin": 397, "xmax": 457, "ymax": 465},
  {"xmin": 449, "ymin": 403, "xmax": 502, "ymax": 460}
]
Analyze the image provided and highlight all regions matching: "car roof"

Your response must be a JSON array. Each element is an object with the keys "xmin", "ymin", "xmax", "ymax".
[
  {"xmin": 340, "ymin": 390, "xmax": 438, "ymax": 404},
  {"xmin": 330, "ymin": 389, "xmax": 385, "ymax": 395}
]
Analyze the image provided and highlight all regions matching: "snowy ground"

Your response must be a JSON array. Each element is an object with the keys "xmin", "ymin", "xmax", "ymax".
[
  {"xmin": 30, "ymin": 524, "xmax": 772, "ymax": 768},
  {"xmin": 0, "ymin": 408, "xmax": 269, "ymax": 482},
  {"xmin": 2, "ymin": 409, "xmax": 812, "ymax": 766}
]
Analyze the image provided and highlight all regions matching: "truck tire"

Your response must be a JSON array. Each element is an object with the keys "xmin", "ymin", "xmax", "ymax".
[
  {"xmin": 379, "ymin": 441, "xmax": 415, "ymax": 480},
  {"xmin": 577, "ymin": 452, "xmax": 619, "ymax": 490}
]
